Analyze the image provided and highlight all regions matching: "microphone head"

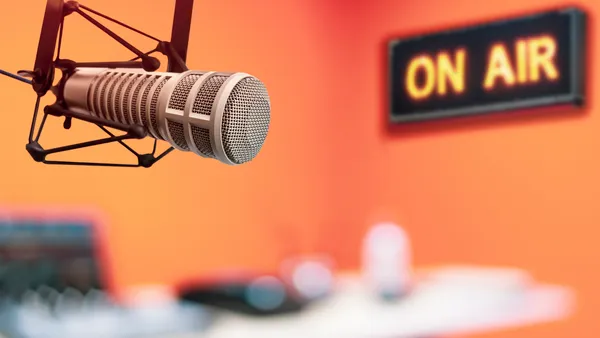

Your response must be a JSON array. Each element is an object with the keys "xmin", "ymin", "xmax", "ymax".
[
  {"xmin": 215, "ymin": 75, "xmax": 271, "ymax": 165},
  {"xmin": 160, "ymin": 71, "xmax": 271, "ymax": 165}
]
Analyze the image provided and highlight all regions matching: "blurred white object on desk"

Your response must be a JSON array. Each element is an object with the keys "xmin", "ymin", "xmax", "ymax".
[
  {"xmin": 280, "ymin": 255, "xmax": 335, "ymax": 301},
  {"xmin": 362, "ymin": 222, "xmax": 412, "ymax": 299},
  {"xmin": 200, "ymin": 266, "xmax": 574, "ymax": 338}
]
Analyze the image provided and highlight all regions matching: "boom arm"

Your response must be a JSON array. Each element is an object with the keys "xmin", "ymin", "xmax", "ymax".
[
  {"xmin": 169, "ymin": 0, "xmax": 195, "ymax": 72},
  {"xmin": 16, "ymin": 0, "xmax": 196, "ymax": 168}
]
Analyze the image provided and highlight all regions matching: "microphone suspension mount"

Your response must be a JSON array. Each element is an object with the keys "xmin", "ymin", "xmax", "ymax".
[{"xmin": 16, "ymin": 0, "xmax": 195, "ymax": 168}]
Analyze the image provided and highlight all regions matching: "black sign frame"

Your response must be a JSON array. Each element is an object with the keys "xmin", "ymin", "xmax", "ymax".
[{"xmin": 388, "ymin": 8, "xmax": 587, "ymax": 123}]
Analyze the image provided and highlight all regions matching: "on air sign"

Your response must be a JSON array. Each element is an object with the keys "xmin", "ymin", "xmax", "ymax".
[{"xmin": 388, "ymin": 8, "xmax": 586, "ymax": 123}]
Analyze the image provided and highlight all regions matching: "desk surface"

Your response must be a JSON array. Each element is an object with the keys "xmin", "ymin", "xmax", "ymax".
[
  {"xmin": 197, "ymin": 267, "xmax": 574, "ymax": 338},
  {"xmin": 0, "ymin": 266, "xmax": 575, "ymax": 338}
]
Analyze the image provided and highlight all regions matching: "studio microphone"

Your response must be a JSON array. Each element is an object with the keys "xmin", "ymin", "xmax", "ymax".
[{"xmin": 61, "ymin": 67, "xmax": 271, "ymax": 165}]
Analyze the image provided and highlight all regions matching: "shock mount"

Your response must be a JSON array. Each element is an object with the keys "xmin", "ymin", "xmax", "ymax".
[{"xmin": 9, "ymin": 0, "xmax": 195, "ymax": 167}]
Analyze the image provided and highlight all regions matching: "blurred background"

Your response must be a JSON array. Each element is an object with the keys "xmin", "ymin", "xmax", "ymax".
[{"xmin": 0, "ymin": 0, "xmax": 595, "ymax": 337}]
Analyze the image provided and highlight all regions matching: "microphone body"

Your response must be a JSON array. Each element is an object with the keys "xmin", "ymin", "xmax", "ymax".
[{"xmin": 62, "ymin": 68, "xmax": 270, "ymax": 165}]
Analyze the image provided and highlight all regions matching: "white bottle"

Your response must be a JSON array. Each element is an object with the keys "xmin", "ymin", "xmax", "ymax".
[{"xmin": 362, "ymin": 222, "xmax": 412, "ymax": 300}]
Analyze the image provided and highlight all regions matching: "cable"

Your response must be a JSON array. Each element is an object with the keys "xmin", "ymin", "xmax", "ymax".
[{"xmin": 0, "ymin": 70, "xmax": 32, "ymax": 85}]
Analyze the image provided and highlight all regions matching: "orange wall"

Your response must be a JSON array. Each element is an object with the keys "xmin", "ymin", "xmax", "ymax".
[
  {"xmin": 0, "ymin": 0, "xmax": 597, "ymax": 337},
  {"xmin": 322, "ymin": 1, "xmax": 598, "ymax": 338}
]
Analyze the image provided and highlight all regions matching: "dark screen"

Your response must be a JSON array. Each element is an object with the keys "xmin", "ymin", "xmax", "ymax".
[
  {"xmin": 0, "ymin": 218, "xmax": 103, "ymax": 298},
  {"xmin": 389, "ymin": 9, "xmax": 585, "ymax": 122}
]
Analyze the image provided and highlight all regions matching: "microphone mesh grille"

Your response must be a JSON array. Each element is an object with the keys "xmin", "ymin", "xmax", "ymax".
[
  {"xmin": 150, "ymin": 77, "xmax": 171, "ymax": 140},
  {"xmin": 168, "ymin": 74, "xmax": 203, "ymax": 110},
  {"xmin": 130, "ymin": 76, "xmax": 149, "ymax": 124},
  {"xmin": 106, "ymin": 73, "xmax": 121, "ymax": 121},
  {"xmin": 184, "ymin": 75, "xmax": 227, "ymax": 158},
  {"xmin": 221, "ymin": 77, "xmax": 270, "ymax": 164},
  {"xmin": 114, "ymin": 73, "xmax": 133, "ymax": 123},
  {"xmin": 167, "ymin": 120, "xmax": 189, "ymax": 150},
  {"xmin": 191, "ymin": 126, "xmax": 214, "ymax": 157},
  {"xmin": 139, "ymin": 77, "xmax": 159, "ymax": 129},
  {"xmin": 192, "ymin": 75, "xmax": 228, "ymax": 116},
  {"xmin": 100, "ymin": 73, "xmax": 117, "ymax": 119},
  {"xmin": 122, "ymin": 74, "xmax": 143, "ymax": 124}
]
